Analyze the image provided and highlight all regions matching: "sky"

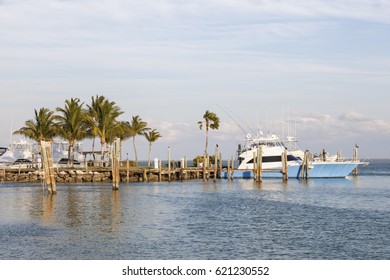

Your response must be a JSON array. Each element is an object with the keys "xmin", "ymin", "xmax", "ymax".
[{"xmin": 1, "ymin": 0, "xmax": 390, "ymax": 160}]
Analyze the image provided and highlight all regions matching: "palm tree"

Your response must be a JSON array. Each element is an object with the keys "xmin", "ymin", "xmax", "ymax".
[
  {"xmin": 144, "ymin": 129, "xmax": 162, "ymax": 166},
  {"xmin": 14, "ymin": 107, "xmax": 57, "ymax": 143},
  {"xmin": 198, "ymin": 110, "xmax": 220, "ymax": 156},
  {"xmin": 128, "ymin": 115, "xmax": 149, "ymax": 165},
  {"xmin": 86, "ymin": 95, "xmax": 123, "ymax": 163},
  {"xmin": 55, "ymin": 98, "xmax": 87, "ymax": 166}
]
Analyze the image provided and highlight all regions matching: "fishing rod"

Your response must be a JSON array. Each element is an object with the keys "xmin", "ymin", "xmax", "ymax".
[{"xmin": 217, "ymin": 105, "xmax": 255, "ymax": 136}]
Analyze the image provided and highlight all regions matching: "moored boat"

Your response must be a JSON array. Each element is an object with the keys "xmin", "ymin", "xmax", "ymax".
[{"xmin": 220, "ymin": 132, "xmax": 366, "ymax": 179}]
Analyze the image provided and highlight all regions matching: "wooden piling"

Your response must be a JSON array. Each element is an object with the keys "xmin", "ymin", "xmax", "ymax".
[
  {"xmin": 227, "ymin": 159, "xmax": 231, "ymax": 181},
  {"xmin": 126, "ymin": 160, "xmax": 130, "ymax": 183},
  {"xmin": 40, "ymin": 141, "xmax": 57, "ymax": 194},
  {"xmin": 168, "ymin": 147, "xmax": 171, "ymax": 182},
  {"xmin": 257, "ymin": 146, "xmax": 263, "ymax": 182},
  {"xmin": 143, "ymin": 169, "xmax": 148, "ymax": 182},
  {"xmin": 253, "ymin": 151, "xmax": 257, "ymax": 181},
  {"xmin": 219, "ymin": 153, "xmax": 222, "ymax": 180},
  {"xmin": 282, "ymin": 150, "xmax": 288, "ymax": 181},
  {"xmin": 301, "ymin": 150, "xmax": 310, "ymax": 180},
  {"xmin": 158, "ymin": 160, "xmax": 162, "ymax": 182},
  {"xmin": 353, "ymin": 145, "xmax": 359, "ymax": 176},
  {"xmin": 203, "ymin": 154, "xmax": 207, "ymax": 181},
  {"xmin": 214, "ymin": 147, "xmax": 218, "ymax": 182},
  {"xmin": 111, "ymin": 138, "xmax": 120, "ymax": 190}
]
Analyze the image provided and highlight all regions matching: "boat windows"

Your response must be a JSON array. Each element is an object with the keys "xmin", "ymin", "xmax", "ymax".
[{"xmin": 247, "ymin": 155, "xmax": 299, "ymax": 164}]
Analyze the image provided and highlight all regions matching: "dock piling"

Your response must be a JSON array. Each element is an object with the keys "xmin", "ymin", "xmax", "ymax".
[
  {"xmin": 111, "ymin": 138, "xmax": 120, "ymax": 190},
  {"xmin": 40, "ymin": 141, "xmax": 57, "ymax": 194}
]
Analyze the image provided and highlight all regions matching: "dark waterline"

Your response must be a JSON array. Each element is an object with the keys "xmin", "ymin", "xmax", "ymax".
[{"xmin": 0, "ymin": 160, "xmax": 389, "ymax": 260}]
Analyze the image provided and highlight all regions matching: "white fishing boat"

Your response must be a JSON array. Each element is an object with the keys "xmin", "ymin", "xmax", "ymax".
[
  {"xmin": 0, "ymin": 139, "xmax": 35, "ymax": 163},
  {"xmin": 220, "ymin": 131, "xmax": 365, "ymax": 179},
  {"xmin": 0, "ymin": 139, "xmax": 84, "ymax": 166}
]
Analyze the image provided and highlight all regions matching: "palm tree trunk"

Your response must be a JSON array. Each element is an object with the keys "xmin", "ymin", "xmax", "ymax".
[
  {"xmin": 205, "ymin": 126, "xmax": 209, "ymax": 156},
  {"xmin": 133, "ymin": 136, "xmax": 138, "ymax": 166},
  {"xmin": 68, "ymin": 142, "xmax": 74, "ymax": 167},
  {"xmin": 92, "ymin": 137, "xmax": 96, "ymax": 161},
  {"xmin": 100, "ymin": 138, "xmax": 105, "ymax": 167},
  {"xmin": 148, "ymin": 142, "xmax": 152, "ymax": 167}
]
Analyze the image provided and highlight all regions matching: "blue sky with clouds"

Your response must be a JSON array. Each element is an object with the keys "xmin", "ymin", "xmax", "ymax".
[{"xmin": 1, "ymin": 0, "xmax": 390, "ymax": 160}]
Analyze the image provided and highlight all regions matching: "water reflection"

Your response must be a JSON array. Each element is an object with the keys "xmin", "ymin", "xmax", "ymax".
[
  {"xmin": 1, "ymin": 178, "xmax": 389, "ymax": 259},
  {"xmin": 25, "ymin": 184, "xmax": 123, "ymax": 234}
]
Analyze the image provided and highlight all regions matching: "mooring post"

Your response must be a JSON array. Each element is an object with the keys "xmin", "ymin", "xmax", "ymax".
[
  {"xmin": 203, "ymin": 154, "xmax": 207, "ymax": 181},
  {"xmin": 126, "ymin": 160, "xmax": 130, "ymax": 183},
  {"xmin": 230, "ymin": 155, "xmax": 234, "ymax": 180},
  {"xmin": 353, "ymin": 145, "xmax": 359, "ymax": 175},
  {"xmin": 227, "ymin": 159, "xmax": 231, "ymax": 181},
  {"xmin": 40, "ymin": 141, "xmax": 57, "ymax": 194},
  {"xmin": 158, "ymin": 159, "xmax": 162, "ymax": 182},
  {"xmin": 143, "ymin": 169, "xmax": 148, "ymax": 182},
  {"xmin": 301, "ymin": 150, "xmax": 306, "ymax": 180},
  {"xmin": 112, "ymin": 138, "xmax": 120, "ymax": 190},
  {"xmin": 256, "ymin": 147, "xmax": 262, "ymax": 182},
  {"xmin": 253, "ymin": 151, "xmax": 257, "ymax": 181},
  {"xmin": 219, "ymin": 153, "xmax": 222, "ymax": 180},
  {"xmin": 214, "ymin": 146, "xmax": 218, "ymax": 182},
  {"xmin": 304, "ymin": 150, "xmax": 310, "ymax": 179},
  {"xmin": 259, "ymin": 146, "xmax": 263, "ymax": 181},
  {"xmin": 282, "ymin": 150, "xmax": 288, "ymax": 181},
  {"xmin": 168, "ymin": 146, "xmax": 171, "ymax": 182}
]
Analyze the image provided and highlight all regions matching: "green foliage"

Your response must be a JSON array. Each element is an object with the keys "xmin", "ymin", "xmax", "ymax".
[
  {"xmin": 192, "ymin": 155, "xmax": 216, "ymax": 167},
  {"xmin": 13, "ymin": 107, "xmax": 57, "ymax": 142}
]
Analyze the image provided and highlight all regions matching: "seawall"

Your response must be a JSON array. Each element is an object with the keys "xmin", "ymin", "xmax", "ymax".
[{"xmin": 0, "ymin": 167, "xmax": 213, "ymax": 183}]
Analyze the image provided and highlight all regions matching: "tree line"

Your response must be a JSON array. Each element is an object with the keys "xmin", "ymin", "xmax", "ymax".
[
  {"xmin": 13, "ymin": 95, "xmax": 161, "ymax": 166},
  {"xmin": 13, "ymin": 95, "xmax": 220, "ymax": 167}
]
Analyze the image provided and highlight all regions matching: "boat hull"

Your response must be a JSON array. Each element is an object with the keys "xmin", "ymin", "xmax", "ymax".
[{"xmin": 220, "ymin": 162, "xmax": 359, "ymax": 179}]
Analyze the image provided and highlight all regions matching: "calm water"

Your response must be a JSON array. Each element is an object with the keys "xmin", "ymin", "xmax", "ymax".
[{"xmin": 0, "ymin": 160, "xmax": 389, "ymax": 260}]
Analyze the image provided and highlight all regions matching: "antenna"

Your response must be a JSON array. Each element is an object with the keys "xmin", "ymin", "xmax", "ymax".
[
  {"xmin": 229, "ymin": 107, "xmax": 255, "ymax": 135},
  {"xmin": 217, "ymin": 105, "xmax": 254, "ymax": 135}
]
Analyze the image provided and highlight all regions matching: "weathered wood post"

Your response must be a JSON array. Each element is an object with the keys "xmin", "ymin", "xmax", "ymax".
[
  {"xmin": 282, "ymin": 149, "xmax": 288, "ymax": 181},
  {"xmin": 301, "ymin": 150, "xmax": 310, "ymax": 180},
  {"xmin": 207, "ymin": 155, "xmax": 210, "ymax": 180},
  {"xmin": 301, "ymin": 150, "xmax": 307, "ymax": 180},
  {"xmin": 126, "ymin": 159, "xmax": 130, "ymax": 183},
  {"xmin": 143, "ymin": 169, "xmax": 148, "ymax": 182},
  {"xmin": 353, "ymin": 144, "xmax": 359, "ymax": 176},
  {"xmin": 40, "ymin": 140, "xmax": 57, "ymax": 194},
  {"xmin": 203, "ymin": 154, "xmax": 207, "ymax": 181},
  {"xmin": 158, "ymin": 159, "xmax": 162, "ymax": 182},
  {"xmin": 253, "ymin": 151, "xmax": 257, "ymax": 181},
  {"xmin": 168, "ymin": 146, "xmax": 171, "ymax": 182},
  {"xmin": 112, "ymin": 138, "xmax": 120, "ymax": 190},
  {"xmin": 227, "ymin": 159, "xmax": 231, "ymax": 181},
  {"xmin": 219, "ymin": 153, "xmax": 222, "ymax": 180},
  {"xmin": 230, "ymin": 155, "xmax": 234, "ymax": 180},
  {"xmin": 305, "ymin": 150, "xmax": 310, "ymax": 179},
  {"xmin": 214, "ymin": 146, "xmax": 218, "ymax": 182},
  {"xmin": 259, "ymin": 146, "xmax": 263, "ymax": 181},
  {"xmin": 257, "ymin": 146, "xmax": 263, "ymax": 182}
]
